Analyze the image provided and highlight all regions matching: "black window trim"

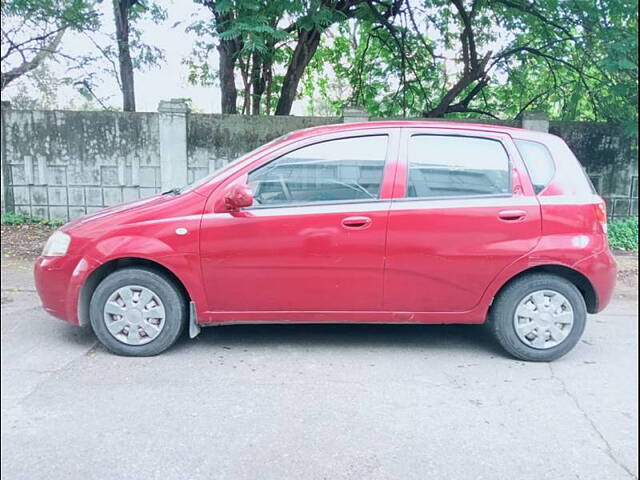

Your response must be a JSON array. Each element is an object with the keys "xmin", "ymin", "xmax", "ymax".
[
  {"xmin": 246, "ymin": 197, "xmax": 391, "ymax": 211},
  {"xmin": 393, "ymin": 192, "xmax": 513, "ymax": 204},
  {"xmin": 244, "ymin": 133, "xmax": 392, "ymax": 211},
  {"xmin": 402, "ymin": 133, "xmax": 513, "ymax": 201}
]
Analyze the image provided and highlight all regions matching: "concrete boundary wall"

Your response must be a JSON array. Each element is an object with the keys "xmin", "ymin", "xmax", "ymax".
[{"xmin": 1, "ymin": 103, "xmax": 637, "ymax": 221}]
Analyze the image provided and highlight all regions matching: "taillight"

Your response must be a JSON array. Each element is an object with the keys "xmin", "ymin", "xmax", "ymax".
[{"xmin": 595, "ymin": 199, "xmax": 608, "ymax": 234}]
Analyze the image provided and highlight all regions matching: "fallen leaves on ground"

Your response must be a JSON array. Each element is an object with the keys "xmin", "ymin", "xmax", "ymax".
[
  {"xmin": 1, "ymin": 224, "xmax": 56, "ymax": 259},
  {"xmin": 615, "ymin": 250, "xmax": 639, "ymax": 290}
]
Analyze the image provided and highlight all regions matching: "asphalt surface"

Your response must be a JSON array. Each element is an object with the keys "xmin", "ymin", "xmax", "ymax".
[{"xmin": 1, "ymin": 257, "xmax": 638, "ymax": 480}]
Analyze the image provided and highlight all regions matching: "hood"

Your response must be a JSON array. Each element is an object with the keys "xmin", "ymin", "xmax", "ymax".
[{"xmin": 62, "ymin": 194, "xmax": 173, "ymax": 230}]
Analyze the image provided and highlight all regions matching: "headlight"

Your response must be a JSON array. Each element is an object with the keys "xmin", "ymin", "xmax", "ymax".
[{"xmin": 42, "ymin": 231, "xmax": 71, "ymax": 257}]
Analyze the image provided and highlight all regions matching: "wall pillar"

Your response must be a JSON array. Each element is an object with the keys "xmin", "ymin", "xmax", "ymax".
[
  {"xmin": 520, "ymin": 111, "xmax": 549, "ymax": 133},
  {"xmin": 158, "ymin": 99, "xmax": 189, "ymax": 191},
  {"xmin": 342, "ymin": 106, "xmax": 369, "ymax": 123},
  {"xmin": 0, "ymin": 101, "xmax": 10, "ymax": 214}
]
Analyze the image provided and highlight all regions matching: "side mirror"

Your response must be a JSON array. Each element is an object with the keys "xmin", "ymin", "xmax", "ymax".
[{"xmin": 224, "ymin": 183, "xmax": 253, "ymax": 211}]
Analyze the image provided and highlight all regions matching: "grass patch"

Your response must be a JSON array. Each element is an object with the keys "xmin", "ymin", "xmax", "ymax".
[
  {"xmin": 609, "ymin": 217, "xmax": 638, "ymax": 252},
  {"xmin": 1, "ymin": 212, "xmax": 64, "ymax": 228}
]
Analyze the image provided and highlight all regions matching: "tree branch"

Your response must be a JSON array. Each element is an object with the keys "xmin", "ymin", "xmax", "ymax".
[
  {"xmin": 490, "ymin": 0, "xmax": 578, "ymax": 40},
  {"xmin": 424, "ymin": 50, "xmax": 492, "ymax": 117},
  {"xmin": 1, "ymin": 29, "xmax": 65, "ymax": 90}
]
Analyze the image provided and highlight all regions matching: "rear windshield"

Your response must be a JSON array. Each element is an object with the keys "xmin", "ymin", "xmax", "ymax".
[{"xmin": 514, "ymin": 139, "xmax": 556, "ymax": 194}]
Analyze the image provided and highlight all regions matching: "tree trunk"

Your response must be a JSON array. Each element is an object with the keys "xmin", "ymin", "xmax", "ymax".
[
  {"xmin": 250, "ymin": 53, "xmax": 264, "ymax": 115},
  {"xmin": 275, "ymin": 28, "xmax": 322, "ymax": 116},
  {"xmin": 207, "ymin": 6, "xmax": 239, "ymax": 113},
  {"xmin": 217, "ymin": 41, "xmax": 238, "ymax": 114},
  {"xmin": 113, "ymin": 0, "xmax": 136, "ymax": 112},
  {"xmin": 265, "ymin": 66, "xmax": 273, "ymax": 115},
  {"xmin": 238, "ymin": 57, "xmax": 250, "ymax": 114}
]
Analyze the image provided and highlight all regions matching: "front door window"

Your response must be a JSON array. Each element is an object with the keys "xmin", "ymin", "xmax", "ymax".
[{"xmin": 247, "ymin": 135, "xmax": 389, "ymax": 206}]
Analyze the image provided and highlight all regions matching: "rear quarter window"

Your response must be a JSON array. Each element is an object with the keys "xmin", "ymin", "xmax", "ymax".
[{"xmin": 514, "ymin": 139, "xmax": 556, "ymax": 194}]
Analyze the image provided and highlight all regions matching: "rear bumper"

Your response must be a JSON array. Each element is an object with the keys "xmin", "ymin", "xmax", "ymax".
[{"xmin": 572, "ymin": 247, "xmax": 617, "ymax": 313}]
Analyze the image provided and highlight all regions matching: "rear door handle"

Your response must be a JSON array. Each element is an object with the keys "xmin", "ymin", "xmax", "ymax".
[
  {"xmin": 341, "ymin": 216, "xmax": 372, "ymax": 229},
  {"xmin": 498, "ymin": 209, "xmax": 527, "ymax": 222}
]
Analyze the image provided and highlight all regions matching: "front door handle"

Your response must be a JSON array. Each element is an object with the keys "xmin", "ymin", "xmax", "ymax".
[
  {"xmin": 498, "ymin": 209, "xmax": 527, "ymax": 222},
  {"xmin": 341, "ymin": 216, "xmax": 372, "ymax": 229}
]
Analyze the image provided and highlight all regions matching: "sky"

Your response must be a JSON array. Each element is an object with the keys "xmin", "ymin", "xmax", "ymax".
[
  {"xmin": 4, "ymin": 0, "xmax": 305, "ymax": 114},
  {"xmin": 2, "ymin": 0, "xmax": 503, "ymax": 115},
  {"xmin": 124, "ymin": 0, "xmax": 222, "ymax": 112}
]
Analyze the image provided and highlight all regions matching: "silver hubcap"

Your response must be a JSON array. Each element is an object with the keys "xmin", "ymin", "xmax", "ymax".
[
  {"xmin": 103, "ymin": 285, "xmax": 166, "ymax": 345},
  {"xmin": 513, "ymin": 289, "xmax": 574, "ymax": 350}
]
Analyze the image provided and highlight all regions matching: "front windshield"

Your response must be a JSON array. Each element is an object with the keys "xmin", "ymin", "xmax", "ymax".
[{"xmin": 178, "ymin": 133, "xmax": 291, "ymax": 193}]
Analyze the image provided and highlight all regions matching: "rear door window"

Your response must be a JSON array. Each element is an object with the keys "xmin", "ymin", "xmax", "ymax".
[{"xmin": 407, "ymin": 135, "xmax": 511, "ymax": 198}]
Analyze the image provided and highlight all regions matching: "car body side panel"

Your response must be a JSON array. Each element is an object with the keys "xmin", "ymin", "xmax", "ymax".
[
  {"xmin": 383, "ymin": 196, "xmax": 542, "ymax": 313},
  {"xmin": 76, "ymin": 237, "xmax": 207, "ymax": 320},
  {"xmin": 34, "ymin": 192, "xmax": 209, "ymax": 325},
  {"xmin": 197, "ymin": 128, "xmax": 401, "ymax": 317},
  {"xmin": 33, "ymin": 121, "xmax": 616, "ymax": 329},
  {"xmin": 198, "ymin": 202, "xmax": 391, "ymax": 314},
  {"xmin": 382, "ymin": 128, "xmax": 543, "ymax": 313}
]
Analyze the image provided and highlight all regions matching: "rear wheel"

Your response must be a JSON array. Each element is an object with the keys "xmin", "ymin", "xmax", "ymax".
[
  {"xmin": 488, "ymin": 273, "xmax": 587, "ymax": 362},
  {"xmin": 89, "ymin": 267, "xmax": 186, "ymax": 356}
]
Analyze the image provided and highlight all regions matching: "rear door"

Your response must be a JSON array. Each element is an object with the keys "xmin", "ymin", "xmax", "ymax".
[{"xmin": 383, "ymin": 128, "xmax": 542, "ymax": 313}]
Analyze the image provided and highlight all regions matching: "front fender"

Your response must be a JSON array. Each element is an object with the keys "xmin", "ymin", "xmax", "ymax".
[{"xmin": 66, "ymin": 235, "xmax": 207, "ymax": 326}]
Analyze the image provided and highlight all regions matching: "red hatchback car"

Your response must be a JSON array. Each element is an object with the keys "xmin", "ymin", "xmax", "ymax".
[{"xmin": 34, "ymin": 121, "xmax": 616, "ymax": 361}]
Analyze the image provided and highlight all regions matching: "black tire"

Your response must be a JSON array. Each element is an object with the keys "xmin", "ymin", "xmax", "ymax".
[
  {"xmin": 488, "ymin": 273, "xmax": 587, "ymax": 362},
  {"xmin": 89, "ymin": 267, "xmax": 187, "ymax": 356}
]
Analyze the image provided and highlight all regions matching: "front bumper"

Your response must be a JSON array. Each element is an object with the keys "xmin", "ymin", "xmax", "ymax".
[{"xmin": 34, "ymin": 255, "xmax": 82, "ymax": 325}]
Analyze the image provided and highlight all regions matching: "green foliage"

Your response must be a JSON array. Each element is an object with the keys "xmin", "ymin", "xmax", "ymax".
[
  {"xmin": 1, "ymin": 0, "xmax": 100, "ymax": 31},
  {"xmin": 2, "ymin": 0, "xmax": 167, "ymax": 108},
  {"xmin": 122, "ymin": 1, "xmax": 167, "ymax": 71},
  {"xmin": 6, "ymin": 64, "xmax": 66, "ymax": 109},
  {"xmin": 4, "ymin": 0, "xmax": 638, "ymax": 125},
  {"xmin": 1, "ymin": 0, "xmax": 101, "ymax": 97},
  {"xmin": 302, "ymin": 0, "xmax": 638, "ymax": 131},
  {"xmin": 187, "ymin": 0, "xmax": 357, "ymax": 113},
  {"xmin": 490, "ymin": 0, "xmax": 638, "ymax": 133},
  {"xmin": 189, "ymin": 0, "xmax": 294, "ymax": 58},
  {"xmin": 88, "ymin": 0, "xmax": 167, "ymax": 97},
  {"xmin": 1, "ymin": 212, "xmax": 64, "ymax": 227},
  {"xmin": 608, "ymin": 217, "xmax": 639, "ymax": 251}
]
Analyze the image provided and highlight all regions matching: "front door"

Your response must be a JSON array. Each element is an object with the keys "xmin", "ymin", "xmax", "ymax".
[
  {"xmin": 199, "ymin": 132, "xmax": 398, "ymax": 319},
  {"xmin": 383, "ymin": 129, "xmax": 542, "ymax": 313}
]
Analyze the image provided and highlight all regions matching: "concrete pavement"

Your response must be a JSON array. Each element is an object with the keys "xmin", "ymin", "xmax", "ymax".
[{"xmin": 1, "ymin": 257, "xmax": 638, "ymax": 480}]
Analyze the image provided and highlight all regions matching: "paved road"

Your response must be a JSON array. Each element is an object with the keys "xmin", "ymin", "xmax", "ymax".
[{"xmin": 1, "ymin": 257, "xmax": 638, "ymax": 480}]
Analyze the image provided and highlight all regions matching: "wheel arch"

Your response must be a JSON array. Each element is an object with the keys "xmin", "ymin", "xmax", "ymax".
[
  {"xmin": 78, "ymin": 257, "xmax": 192, "ymax": 327},
  {"xmin": 491, "ymin": 264, "xmax": 598, "ymax": 315}
]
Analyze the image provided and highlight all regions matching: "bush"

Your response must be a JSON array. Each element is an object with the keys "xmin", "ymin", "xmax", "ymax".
[
  {"xmin": 608, "ymin": 217, "xmax": 638, "ymax": 251},
  {"xmin": 1, "ymin": 212, "xmax": 64, "ymax": 227}
]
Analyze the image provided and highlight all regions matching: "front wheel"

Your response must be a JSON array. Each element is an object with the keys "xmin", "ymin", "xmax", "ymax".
[
  {"xmin": 89, "ymin": 267, "xmax": 187, "ymax": 356},
  {"xmin": 488, "ymin": 273, "xmax": 587, "ymax": 362}
]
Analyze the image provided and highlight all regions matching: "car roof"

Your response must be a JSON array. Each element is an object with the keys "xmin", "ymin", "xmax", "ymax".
[{"xmin": 279, "ymin": 120, "xmax": 556, "ymax": 145}]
